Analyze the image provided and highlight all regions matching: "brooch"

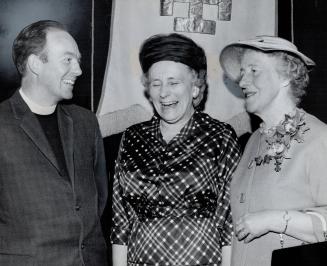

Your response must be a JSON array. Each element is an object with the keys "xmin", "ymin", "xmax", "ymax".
[{"xmin": 248, "ymin": 109, "xmax": 309, "ymax": 172}]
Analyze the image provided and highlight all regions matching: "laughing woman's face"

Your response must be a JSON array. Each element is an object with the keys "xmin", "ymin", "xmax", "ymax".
[{"xmin": 147, "ymin": 60, "xmax": 199, "ymax": 127}]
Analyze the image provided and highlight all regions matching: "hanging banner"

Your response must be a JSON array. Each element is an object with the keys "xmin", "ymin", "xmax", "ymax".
[{"xmin": 97, "ymin": 0, "xmax": 276, "ymax": 122}]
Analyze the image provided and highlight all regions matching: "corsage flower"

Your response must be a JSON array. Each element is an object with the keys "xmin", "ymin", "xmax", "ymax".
[{"xmin": 249, "ymin": 109, "xmax": 309, "ymax": 172}]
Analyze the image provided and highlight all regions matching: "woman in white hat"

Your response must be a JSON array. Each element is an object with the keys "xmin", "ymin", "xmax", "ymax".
[{"xmin": 220, "ymin": 36, "xmax": 327, "ymax": 266}]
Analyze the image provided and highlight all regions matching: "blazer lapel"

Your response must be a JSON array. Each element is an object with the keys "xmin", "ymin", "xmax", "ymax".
[
  {"xmin": 10, "ymin": 92, "xmax": 61, "ymax": 172},
  {"xmin": 57, "ymin": 105, "xmax": 75, "ymax": 184}
]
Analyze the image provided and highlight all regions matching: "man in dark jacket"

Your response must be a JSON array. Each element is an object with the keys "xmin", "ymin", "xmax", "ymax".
[{"xmin": 0, "ymin": 20, "xmax": 108, "ymax": 265}]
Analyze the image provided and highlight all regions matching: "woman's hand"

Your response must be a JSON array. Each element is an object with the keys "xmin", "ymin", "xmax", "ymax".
[
  {"xmin": 235, "ymin": 210, "xmax": 319, "ymax": 244},
  {"xmin": 112, "ymin": 244, "xmax": 128, "ymax": 266},
  {"xmin": 235, "ymin": 210, "xmax": 283, "ymax": 243}
]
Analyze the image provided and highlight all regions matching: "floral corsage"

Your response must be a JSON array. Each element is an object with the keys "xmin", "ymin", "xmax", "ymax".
[{"xmin": 249, "ymin": 109, "xmax": 310, "ymax": 172}]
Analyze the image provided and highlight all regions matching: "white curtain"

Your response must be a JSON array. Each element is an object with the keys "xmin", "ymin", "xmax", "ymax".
[{"xmin": 97, "ymin": 0, "xmax": 276, "ymax": 121}]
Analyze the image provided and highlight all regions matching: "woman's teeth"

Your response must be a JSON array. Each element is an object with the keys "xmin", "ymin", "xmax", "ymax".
[
  {"xmin": 161, "ymin": 101, "xmax": 177, "ymax": 106},
  {"xmin": 245, "ymin": 92, "xmax": 256, "ymax": 98}
]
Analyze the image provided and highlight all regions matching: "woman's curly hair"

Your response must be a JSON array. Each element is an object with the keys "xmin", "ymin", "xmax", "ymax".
[{"xmin": 269, "ymin": 51, "xmax": 310, "ymax": 105}]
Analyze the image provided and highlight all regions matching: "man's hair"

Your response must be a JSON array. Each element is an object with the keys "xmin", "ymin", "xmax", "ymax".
[{"xmin": 12, "ymin": 20, "xmax": 66, "ymax": 76}]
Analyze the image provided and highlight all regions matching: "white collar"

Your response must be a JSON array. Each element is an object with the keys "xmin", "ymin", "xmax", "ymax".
[{"xmin": 19, "ymin": 88, "xmax": 57, "ymax": 115}]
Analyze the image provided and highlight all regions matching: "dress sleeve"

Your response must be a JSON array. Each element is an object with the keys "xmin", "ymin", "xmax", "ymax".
[
  {"xmin": 216, "ymin": 126, "xmax": 242, "ymax": 247},
  {"xmin": 304, "ymin": 134, "xmax": 327, "ymax": 241},
  {"xmin": 110, "ymin": 133, "xmax": 131, "ymax": 245}
]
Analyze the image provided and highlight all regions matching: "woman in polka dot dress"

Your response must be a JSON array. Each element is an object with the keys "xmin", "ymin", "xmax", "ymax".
[{"xmin": 111, "ymin": 33, "xmax": 241, "ymax": 266}]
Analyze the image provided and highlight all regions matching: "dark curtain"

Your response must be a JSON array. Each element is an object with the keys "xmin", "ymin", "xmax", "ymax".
[
  {"xmin": 279, "ymin": 0, "xmax": 327, "ymax": 123},
  {"xmin": 0, "ymin": 0, "xmax": 112, "ymax": 111}
]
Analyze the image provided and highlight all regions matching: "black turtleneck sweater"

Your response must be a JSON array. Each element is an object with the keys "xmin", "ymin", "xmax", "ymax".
[{"xmin": 35, "ymin": 111, "xmax": 69, "ymax": 179}]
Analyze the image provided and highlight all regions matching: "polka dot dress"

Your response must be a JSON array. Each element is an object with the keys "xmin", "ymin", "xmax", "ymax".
[{"xmin": 111, "ymin": 111, "xmax": 241, "ymax": 266}]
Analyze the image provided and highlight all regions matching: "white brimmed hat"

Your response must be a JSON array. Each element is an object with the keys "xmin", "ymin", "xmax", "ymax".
[{"xmin": 219, "ymin": 35, "xmax": 316, "ymax": 82}]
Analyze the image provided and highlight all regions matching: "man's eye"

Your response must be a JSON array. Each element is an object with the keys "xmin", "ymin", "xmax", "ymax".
[{"xmin": 168, "ymin": 81, "xmax": 179, "ymax": 86}]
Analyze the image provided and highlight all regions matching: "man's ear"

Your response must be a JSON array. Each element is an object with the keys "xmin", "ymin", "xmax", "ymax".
[{"xmin": 26, "ymin": 54, "xmax": 42, "ymax": 75}]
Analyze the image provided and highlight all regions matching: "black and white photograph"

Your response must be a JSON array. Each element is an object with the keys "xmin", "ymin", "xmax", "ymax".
[{"xmin": 0, "ymin": 0, "xmax": 326, "ymax": 265}]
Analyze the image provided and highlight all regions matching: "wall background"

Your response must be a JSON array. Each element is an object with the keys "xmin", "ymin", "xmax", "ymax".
[
  {"xmin": 97, "ymin": 0, "xmax": 276, "ymax": 122},
  {"xmin": 1, "ymin": 0, "xmax": 327, "ymax": 121}
]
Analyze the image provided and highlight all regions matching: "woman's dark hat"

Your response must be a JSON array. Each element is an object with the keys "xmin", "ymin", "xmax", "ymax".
[
  {"xmin": 219, "ymin": 35, "xmax": 316, "ymax": 82},
  {"xmin": 139, "ymin": 33, "xmax": 207, "ymax": 73}
]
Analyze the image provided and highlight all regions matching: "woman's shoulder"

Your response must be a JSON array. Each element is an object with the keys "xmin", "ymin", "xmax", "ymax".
[
  {"xmin": 305, "ymin": 112, "xmax": 327, "ymax": 130},
  {"xmin": 123, "ymin": 116, "xmax": 157, "ymax": 142},
  {"xmin": 303, "ymin": 111, "xmax": 327, "ymax": 141},
  {"xmin": 196, "ymin": 111, "xmax": 236, "ymax": 135}
]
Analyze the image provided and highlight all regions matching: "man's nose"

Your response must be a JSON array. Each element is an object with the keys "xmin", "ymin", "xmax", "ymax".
[{"xmin": 73, "ymin": 62, "xmax": 82, "ymax": 76}]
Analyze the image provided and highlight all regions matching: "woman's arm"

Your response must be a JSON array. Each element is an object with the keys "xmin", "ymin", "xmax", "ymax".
[
  {"xmin": 112, "ymin": 244, "xmax": 128, "ymax": 266},
  {"xmin": 110, "ymin": 134, "xmax": 131, "ymax": 265},
  {"xmin": 221, "ymin": 245, "xmax": 231, "ymax": 266},
  {"xmin": 236, "ymin": 134, "xmax": 327, "ymax": 244},
  {"xmin": 235, "ymin": 210, "xmax": 317, "ymax": 243}
]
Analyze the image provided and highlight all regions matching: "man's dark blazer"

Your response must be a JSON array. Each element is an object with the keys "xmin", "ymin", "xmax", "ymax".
[{"xmin": 0, "ymin": 91, "xmax": 108, "ymax": 266}]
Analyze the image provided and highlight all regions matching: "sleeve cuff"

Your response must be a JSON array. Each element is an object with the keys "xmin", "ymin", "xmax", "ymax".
[{"xmin": 306, "ymin": 211, "xmax": 327, "ymax": 242}]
